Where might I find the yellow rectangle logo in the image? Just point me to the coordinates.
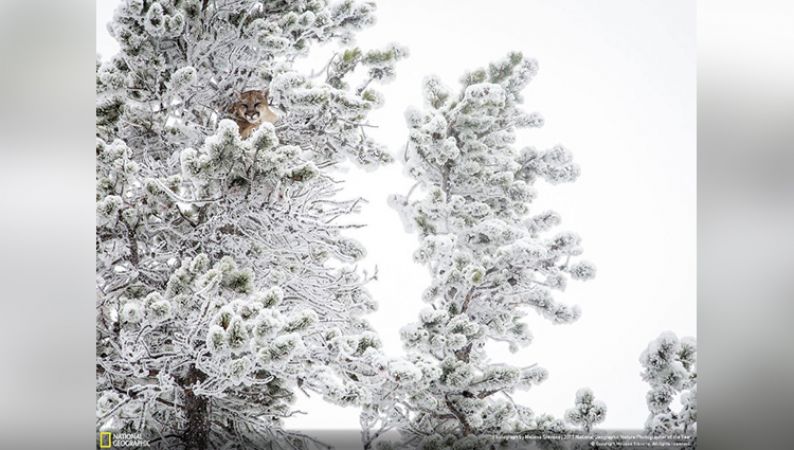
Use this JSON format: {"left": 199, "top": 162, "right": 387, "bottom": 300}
{"left": 99, "top": 432, "right": 112, "bottom": 448}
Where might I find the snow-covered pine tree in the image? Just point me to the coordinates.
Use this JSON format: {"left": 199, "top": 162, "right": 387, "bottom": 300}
{"left": 96, "top": 1, "right": 404, "bottom": 449}
{"left": 565, "top": 388, "right": 607, "bottom": 433}
{"left": 640, "top": 332, "right": 697, "bottom": 436}
{"left": 358, "top": 53, "right": 598, "bottom": 448}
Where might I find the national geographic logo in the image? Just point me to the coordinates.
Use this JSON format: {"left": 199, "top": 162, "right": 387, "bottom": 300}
{"left": 99, "top": 432, "right": 111, "bottom": 448}
{"left": 98, "top": 432, "right": 150, "bottom": 448}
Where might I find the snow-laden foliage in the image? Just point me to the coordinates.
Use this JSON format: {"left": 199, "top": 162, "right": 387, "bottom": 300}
{"left": 96, "top": 1, "right": 404, "bottom": 449}
{"left": 640, "top": 332, "right": 697, "bottom": 435}
{"left": 359, "top": 52, "right": 597, "bottom": 449}
{"left": 97, "top": 0, "right": 399, "bottom": 166}
{"left": 564, "top": 388, "right": 607, "bottom": 432}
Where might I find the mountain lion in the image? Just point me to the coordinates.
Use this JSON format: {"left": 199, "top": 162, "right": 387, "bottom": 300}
{"left": 229, "top": 89, "right": 278, "bottom": 138}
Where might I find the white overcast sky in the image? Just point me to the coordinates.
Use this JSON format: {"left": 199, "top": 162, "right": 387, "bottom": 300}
{"left": 97, "top": 0, "right": 696, "bottom": 431}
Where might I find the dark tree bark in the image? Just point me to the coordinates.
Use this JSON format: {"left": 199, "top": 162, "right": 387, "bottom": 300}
{"left": 183, "top": 366, "right": 210, "bottom": 450}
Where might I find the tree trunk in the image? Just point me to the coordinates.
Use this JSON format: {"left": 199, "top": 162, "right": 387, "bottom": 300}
{"left": 183, "top": 366, "right": 210, "bottom": 450}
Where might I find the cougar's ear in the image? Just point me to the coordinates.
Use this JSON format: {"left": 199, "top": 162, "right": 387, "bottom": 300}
{"left": 261, "top": 87, "right": 270, "bottom": 100}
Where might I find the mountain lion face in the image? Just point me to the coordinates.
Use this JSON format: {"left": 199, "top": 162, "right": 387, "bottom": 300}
{"left": 232, "top": 90, "right": 270, "bottom": 124}
{"left": 229, "top": 89, "right": 278, "bottom": 138}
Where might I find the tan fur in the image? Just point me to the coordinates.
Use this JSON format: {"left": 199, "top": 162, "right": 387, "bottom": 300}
{"left": 229, "top": 90, "right": 278, "bottom": 139}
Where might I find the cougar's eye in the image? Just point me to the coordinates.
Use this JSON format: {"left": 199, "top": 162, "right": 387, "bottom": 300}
{"left": 254, "top": 103, "right": 261, "bottom": 108}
